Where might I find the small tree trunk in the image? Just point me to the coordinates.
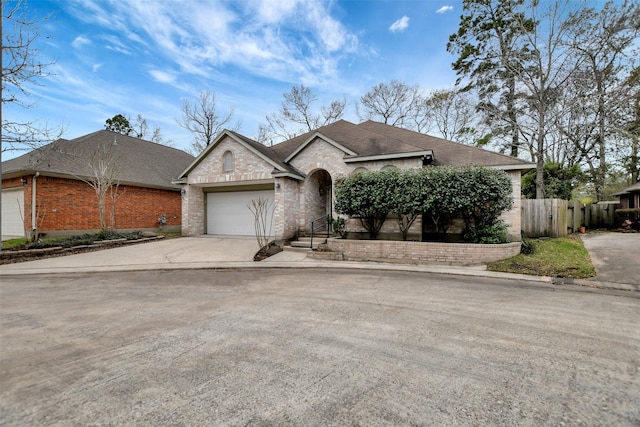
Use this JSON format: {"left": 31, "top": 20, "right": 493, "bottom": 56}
{"left": 535, "top": 134, "right": 545, "bottom": 199}
{"left": 98, "top": 194, "right": 107, "bottom": 230}
{"left": 507, "top": 77, "right": 520, "bottom": 158}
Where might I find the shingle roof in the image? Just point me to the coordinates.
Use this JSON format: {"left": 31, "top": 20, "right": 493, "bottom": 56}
{"left": 612, "top": 182, "right": 640, "bottom": 196}
{"left": 178, "top": 120, "right": 535, "bottom": 180}
{"left": 2, "top": 130, "right": 195, "bottom": 190}
{"left": 357, "top": 121, "right": 533, "bottom": 167}
{"left": 267, "top": 120, "right": 533, "bottom": 169}
{"left": 270, "top": 120, "right": 428, "bottom": 159}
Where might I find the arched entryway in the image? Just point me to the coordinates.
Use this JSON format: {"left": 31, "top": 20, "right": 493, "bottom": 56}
{"left": 305, "top": 169, "right": 332, "bottom": 233}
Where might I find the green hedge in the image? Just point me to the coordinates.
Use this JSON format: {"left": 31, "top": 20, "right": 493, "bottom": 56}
{"left": 335, "top": 166, "right": 513, "bottom": 242}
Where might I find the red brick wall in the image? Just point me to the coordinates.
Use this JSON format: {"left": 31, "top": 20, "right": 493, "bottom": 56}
{"left": 2, "top": 177, "right": 24, "bottom": 188}
{"left": 2, "top": 175, "right": 181, "bottom": 233}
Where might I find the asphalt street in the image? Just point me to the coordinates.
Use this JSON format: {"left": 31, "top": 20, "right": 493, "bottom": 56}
{"left": 1, "top": 268, "right": 638, "bottom": 426}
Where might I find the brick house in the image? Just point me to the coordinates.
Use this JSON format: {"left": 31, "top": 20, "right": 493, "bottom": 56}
{"left": 175, "top": 120, "right": 534, "bottom": 242}
{"left": 1, "top": 131, "right": 194, "bottom": 239}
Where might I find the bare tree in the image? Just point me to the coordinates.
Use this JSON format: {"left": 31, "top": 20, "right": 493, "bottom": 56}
{"left": 563, "top": 0, "right": 640, "bottom": 199}
{"left": 258, "top": 84, "right": 346, "bottom": 145}
{"left": 356, "top": 80, "right": 424, "bottom": 129}
{"left": 132, "top": 114, "right": 173, "bottom": 146}
{"left": 1, "top": 0, "right": 64, "bottom": 153}
{"left": 248, "top": 197, "right": 276, "bottom": 249}
{"left": 132, "top": 114, "right": 148, "bottom": 139}
{"left": 177, "top": 90, "right": 241, "bottom": 154}
{"left": 74, "top": 139, "right": 125, "bottom": 231}
{"left": 423, "top": 88, "right": 487, "bottom": 145}
{"left": 620, "top": 68, "right": 640, "bottom": 184}
{"left": 548, "top": 83, "right": 588, "bottom": 168}
{"left": 514, "top": 0, "right": 578, "bottom": 199}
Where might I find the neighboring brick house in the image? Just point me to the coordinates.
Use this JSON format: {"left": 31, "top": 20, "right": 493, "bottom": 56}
{"left": 175, "top": 120, "right": 534, "bottom": 242}
{"left": 1, "top": 131, "right": 194, "bottom": 239}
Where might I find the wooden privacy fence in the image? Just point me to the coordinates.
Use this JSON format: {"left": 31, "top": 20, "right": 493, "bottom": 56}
{"left": 521, "top": 199, "right": 620, "bottom": 238}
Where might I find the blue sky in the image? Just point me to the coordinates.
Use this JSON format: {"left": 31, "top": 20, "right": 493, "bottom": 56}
{"left": 5, "top": 0, "right": 465, "bottom": 157}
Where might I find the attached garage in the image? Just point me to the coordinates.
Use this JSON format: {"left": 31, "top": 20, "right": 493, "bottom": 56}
{"left": 1, "top": 187, "right": 25, "bottom": 238}
{"left": 206, "top": 185, "right": 275, "bottom": 236}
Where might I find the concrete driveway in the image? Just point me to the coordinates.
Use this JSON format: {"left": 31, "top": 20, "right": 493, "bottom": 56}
{"left": 0, "top": 236, "right": 262, "bottom": 274}
{"left": 581, "top": 233, "right": 640, "bottom": 286}
{"left": 1, "top": 269, "right": 639, "bottom": 425}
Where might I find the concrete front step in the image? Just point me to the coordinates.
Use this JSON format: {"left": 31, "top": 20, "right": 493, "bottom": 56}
{"left": 290, "top": 240, "right": 321, "bottom": 249}
{"left": 283, "top": 246, "right": 313, "bottom": 253}
{"left": 296, "top": 235, "right": 333, "bottom": 242}
{"left": 286, "top": 234, "right": 333, "bottom": 251}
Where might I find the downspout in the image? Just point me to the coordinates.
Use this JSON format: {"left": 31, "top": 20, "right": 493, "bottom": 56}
{"left": 32, "top": 172, "right": 39, "bottom": 239}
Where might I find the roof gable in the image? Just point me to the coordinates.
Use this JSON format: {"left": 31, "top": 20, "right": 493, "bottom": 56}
{"left": 177, "top": 130, "right": 296, "bottom": 180}
{"left": 273, "top": 119, "right": 438, "bottom": 163}
{"left": 283, "top": 132, "right": 357, "bottom": 163}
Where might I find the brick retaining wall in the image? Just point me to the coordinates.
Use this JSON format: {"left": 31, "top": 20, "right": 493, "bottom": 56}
{"left": 324, "top": 238, "right": 521, "bottom": 265}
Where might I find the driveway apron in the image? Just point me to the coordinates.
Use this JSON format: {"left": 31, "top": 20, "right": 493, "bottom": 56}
{"left": 581, "top": 233, "right": 640, "bottom": 285}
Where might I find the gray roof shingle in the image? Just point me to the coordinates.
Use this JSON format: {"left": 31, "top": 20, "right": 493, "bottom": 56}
{"left": 357, "top": 121, "right": 533, "bottom": 167}
{"left": 2, "top": 130, "right": 195, "bottom": 190}
{"left": 268, "top": 120, "right": 533, "bottom": 168}
{"left": 179, "top": 120, "right": 535, "bottom": 180}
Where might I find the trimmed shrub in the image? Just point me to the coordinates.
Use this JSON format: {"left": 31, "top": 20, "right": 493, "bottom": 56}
{"left": 463, "top": 221, "right": 509, "bottom": 244}
{"left": 331, "top": 216, "right": 347, "bottom": 238}
{"left": 334, "top": 165, "right": 514, "bottom": 243}
{"left": 335, "top": 169, "right": 395, "bottom": 239}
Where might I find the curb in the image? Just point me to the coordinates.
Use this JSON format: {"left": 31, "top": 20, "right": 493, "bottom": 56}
{"left": 0, "top": 258, "right": 554, "bottom": 287}
{"left": 551, "top": 277, "right": 640, "bottom": 292}
{"left": 1, "top": 245, "right": 636, "bottom": 293}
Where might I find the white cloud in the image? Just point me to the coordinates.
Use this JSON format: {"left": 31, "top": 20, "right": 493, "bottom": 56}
{"left": 92, "top": 63, "right": 102, "bottom": 72}
{"left": 149, "top": 70, "right": 176, "bottom": 84}
{"left": 64, "top": 0, "right": 360, "bottom": 85}
{"left": 71, "top": 35, "right": 91, "bottom": 49}
{"left": 101, "top": 34, "right": 133, "bottom": 55}
{"left": 253, "top": 0, "right": 300, "bottom": 24}
{"left": 436, "top": 5, "right": 454, "bottom": 14}
{"left": 389, "top": 16, "right": 410, "bottom": 33}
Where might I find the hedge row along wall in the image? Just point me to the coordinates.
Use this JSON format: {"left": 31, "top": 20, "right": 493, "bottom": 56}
{"left": 334, "top": 166, "right": 514, "bottom": 243}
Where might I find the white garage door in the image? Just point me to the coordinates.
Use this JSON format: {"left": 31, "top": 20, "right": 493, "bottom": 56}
{"left": 1, "top": 187, "right": 25, "bottom": 238}
{"left": 206, "top": 188, "right": 275, "bottom": 236}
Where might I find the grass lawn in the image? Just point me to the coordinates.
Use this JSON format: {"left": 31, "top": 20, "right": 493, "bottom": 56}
{"left": 1, "top": 238, "right": 29, "bottom": 249}
{"left": 487, "top": 235, "right": 596, "bottom": 279}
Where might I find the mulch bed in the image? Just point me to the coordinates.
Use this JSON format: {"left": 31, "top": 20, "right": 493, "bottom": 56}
{"left": 253, "top": 242, "right": 283, "bottom": 261}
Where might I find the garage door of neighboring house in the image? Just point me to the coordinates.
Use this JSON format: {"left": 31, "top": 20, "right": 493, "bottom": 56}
{"left": 206, "top": 186, "right": 275, "bottom": 236}
{"left": 1, "top": 187, "right": 25, "bottom": 238}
